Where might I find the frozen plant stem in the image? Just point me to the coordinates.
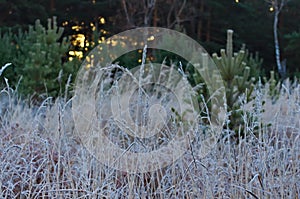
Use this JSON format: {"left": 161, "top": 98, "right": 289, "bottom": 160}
{"left": 0, "top": 63, "right": 11, "bottom": 77}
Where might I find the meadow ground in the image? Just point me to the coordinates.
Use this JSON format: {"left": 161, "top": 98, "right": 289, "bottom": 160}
{"left": 0, "top": 78, "right": 299, "bottom": 198}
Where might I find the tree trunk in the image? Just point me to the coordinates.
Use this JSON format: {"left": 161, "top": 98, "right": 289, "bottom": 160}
{"left": 273, "top": 0, "right": 288, "bottom": 77}
{"left": 273, "top": 9, "right": 283, "bottom": 76}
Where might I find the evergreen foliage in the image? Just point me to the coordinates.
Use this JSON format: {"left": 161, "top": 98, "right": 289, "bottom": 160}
{"left": 0, "top": 17, "right": 79, "bottom": 99}
{"left": 210, "top": 30, "right": 264, "bottom": 132}
{"left": 0, "top": 29, "right": 16, "bottom": 73}
{"left": 212, "top": 30, "right": 258, "bottom": 110}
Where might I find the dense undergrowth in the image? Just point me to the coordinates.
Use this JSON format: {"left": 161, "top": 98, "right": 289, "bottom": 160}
{"left": 0, "top": 69, "right": 299, "bottom": 198}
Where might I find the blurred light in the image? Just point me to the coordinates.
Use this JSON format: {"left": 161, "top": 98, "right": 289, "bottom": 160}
{"left": 85, "top": 64, "right": 91, "bottom": 69}
{"left": 235, "top": 0, "right": 239, "bottom": 3}
{"left": 269, "top": 7, "right": 274, "bottom": 12}
{"left": 98, "top": 39, "right": 104, "bottom": 44}
{"left": 62, "top": 21, "right": 68, "bottom": 26}
{"left": 99, "top": 17, "right": 105, "bottom": 24}
{"left": 86, "top": 56, "right": 91, "bottom": 63}
{"left": 111, "top": 40, "right": 118, "bottom": 46}
{"left": 72, "top": 25, "right": 82, "bottom": 31}
{"left": 120, "top": 41, "right": 126, "bottom": 48}
{"left": 101, "top": 29, "right": 108, "bottom": 34}
{"left": 147, "top": 35, "right": 155, "bottom": 41}
{"left": 71, "top": 34, "right": 85, "bottom": 48}
{"left": 69, "top": 51, "right": 83, "bottom": 58}
{"left": 92, "top": 0, "right": 96, "bottom": 4}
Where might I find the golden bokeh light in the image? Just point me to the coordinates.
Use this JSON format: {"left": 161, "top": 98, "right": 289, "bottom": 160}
{"left": 101, "top": 29, "right": 108, "bottom": 34}
{"left": 66, "top": 17, "right": 108, "bottom": 61}
{"left": 99, "top": 17, "right": 105, "bottom": 24}
{"left": 147, "top": 35, "right": 155, "bottom": 41}
{"left": 72, "top": 25, "right": 82, "bottom": 31}
{"left": 69, "top": 50, "right": 83, "bottom": 59}
{"left": 71, "top": 34, "right": 85, "bottom": 48}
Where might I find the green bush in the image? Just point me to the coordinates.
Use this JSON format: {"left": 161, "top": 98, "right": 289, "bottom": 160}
{"left": 0, "top": 30, "right": 16, "bottom": 69}
{"left": 0, "top": 17, "right": 80, "bottom": 100}
{"left": 211, "top": 30, "right": 263, "bottom": 132}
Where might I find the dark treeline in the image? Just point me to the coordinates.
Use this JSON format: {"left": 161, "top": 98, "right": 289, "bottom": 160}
{"left": 0, "top": 0, "right": 299, "bottom": 76}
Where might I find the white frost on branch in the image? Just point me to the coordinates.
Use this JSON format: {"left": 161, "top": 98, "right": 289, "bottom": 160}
{"left": 0, "top": 63, "right": 12, "bottom": 77}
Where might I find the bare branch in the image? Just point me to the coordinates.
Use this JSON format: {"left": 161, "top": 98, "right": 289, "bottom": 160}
{"left": 167, "top": 0, "right": 187, "bottom": 29}
{"left": 143, "top": 0, "right": 156, "bottom": 26}
{"left": 167, "top": 1, "right": 175, "bottom": 27}
{"left": 122, "top": 0, "right": 132, "bottom": 26}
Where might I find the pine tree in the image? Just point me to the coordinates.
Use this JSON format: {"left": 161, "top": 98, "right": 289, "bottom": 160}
{"left": 11, "top": 17, "right": 79, "bottom": 99}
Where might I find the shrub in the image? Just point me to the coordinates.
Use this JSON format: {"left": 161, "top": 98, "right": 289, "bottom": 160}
{"left": 0, "top": 17, "right": 80, "bottom": 100}
{"left": 210, "top": 30, "right": 266, "bottom": 133}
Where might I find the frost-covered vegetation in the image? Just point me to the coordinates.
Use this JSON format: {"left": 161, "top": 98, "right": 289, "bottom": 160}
{"left": 0, "top": 18, "right": 299, "bottom": 198}
{"left": 0, "top": 67, "right": 299, "bottom": 198}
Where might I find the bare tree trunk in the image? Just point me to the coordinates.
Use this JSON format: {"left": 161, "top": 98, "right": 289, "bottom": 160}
{"left": 273, "top": 4, "right": 283, "bottom": 76}
{"left": 272, "top": 0, "right": 288, "bottom": 77}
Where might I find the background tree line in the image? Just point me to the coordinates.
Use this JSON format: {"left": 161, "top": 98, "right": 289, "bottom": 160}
{"left": 0, "top": 0, "right": 299, "bottom": 84}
